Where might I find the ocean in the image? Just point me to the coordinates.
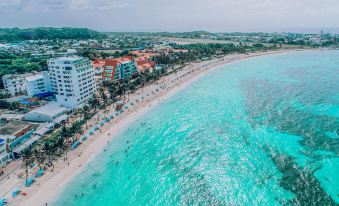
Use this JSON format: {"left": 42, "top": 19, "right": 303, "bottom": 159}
{"left": 53, "top": 50, "right": 339, "bottom": 206}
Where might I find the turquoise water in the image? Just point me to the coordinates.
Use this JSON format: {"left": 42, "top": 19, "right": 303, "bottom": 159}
{"left": 54, "top": 51, "right": 339, "bottom": 206}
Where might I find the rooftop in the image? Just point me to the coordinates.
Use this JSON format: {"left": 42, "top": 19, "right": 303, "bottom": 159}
{"left": 26, "top": 102, "right": 67, "bottom": 117}
{"left": 25, "top": 74, "right": 43, "bottom": 82}
{"left": 0, "top": 121, "right": 33, "bottom": 136}
{"left": 49, "top": 56, "right": 89, "bottom": 64}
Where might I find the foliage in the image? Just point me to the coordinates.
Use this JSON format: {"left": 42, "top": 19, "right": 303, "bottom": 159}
{"left": 0, "top": 27, "right": 106, "bottom": 42}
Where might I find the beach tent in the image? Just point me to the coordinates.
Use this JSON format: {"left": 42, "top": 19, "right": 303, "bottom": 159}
{"left": 12, "top": 188, "right": 20, "bottom": 197}
{"left": 71, "top": 140, "right": 81, "bottom": 150}
{"left": 35, "top": 169, "right": 44, "bottom": 177}
{"left": 82, "top": 135, "right": 87, "bottom": 141}
{"left": 25, "top": 178, "right": 34, "bottom": 187}
{"left": 0, "top": 198, "right": 6, "bottom": 206}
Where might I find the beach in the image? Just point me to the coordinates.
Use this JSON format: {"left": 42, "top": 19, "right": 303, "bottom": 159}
{"left": 5, "top": 49, "right": 293, "bottom": 206}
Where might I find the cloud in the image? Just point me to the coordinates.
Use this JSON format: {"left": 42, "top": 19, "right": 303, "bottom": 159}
{"left": 0, "top": 0, "right": 338, "bottom": 32}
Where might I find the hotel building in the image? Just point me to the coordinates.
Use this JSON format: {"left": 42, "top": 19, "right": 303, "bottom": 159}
{"left": 48, "top": 56, "right": 96, "bottom": 108}
{"left": 101, "top": 56, "right": 138, "bottom": 81}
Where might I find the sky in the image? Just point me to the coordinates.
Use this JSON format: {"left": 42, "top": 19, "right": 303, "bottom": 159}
{"left": 0, "top": 0, "right": 339, "bottom": 33}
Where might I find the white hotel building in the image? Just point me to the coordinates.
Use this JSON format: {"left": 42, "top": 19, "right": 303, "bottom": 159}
{"left": 48, "top": 56, "right": 96, "bottom": 108}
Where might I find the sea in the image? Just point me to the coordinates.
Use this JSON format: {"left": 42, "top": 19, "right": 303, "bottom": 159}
{"left": 53, "top": 50, "right": 339, "bottom": 206}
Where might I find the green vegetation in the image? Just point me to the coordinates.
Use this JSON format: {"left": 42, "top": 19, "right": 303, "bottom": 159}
{"left": 0, "top": 52, "right": 48, "bottom": 80}
{"left": 152, "top": 43, "right": 271, "bottom": 65}
{"left": 0, "top": 27, "right": 106, "bottom": 42}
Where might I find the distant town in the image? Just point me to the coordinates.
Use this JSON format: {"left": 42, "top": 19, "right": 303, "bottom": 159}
{"left": 0, "top": 27, "right": 338, "bottom": 204}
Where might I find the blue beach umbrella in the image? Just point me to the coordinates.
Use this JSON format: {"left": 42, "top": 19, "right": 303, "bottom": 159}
{"left": 82, "top": 135, "right": 87, "bottom": 141}
{"left": 0, "top": 198, "right": 6, "bottom": 206}
{"left": 12, "top": 188, "right": 19, "bottom": 197}
{"left": 36, "top": 169, "right": 44, "bottom": 177}
{"left": 25, "top": 178, "right": 34, "bottom": 187}
{"left": 89, "top": 130, "right": 94, "bottom": 135}
{"left": 71, "top": 140, "right": 81, "bottom": 150}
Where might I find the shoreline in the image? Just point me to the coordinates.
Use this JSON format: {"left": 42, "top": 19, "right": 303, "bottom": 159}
{"left": 11, "top": 49, "right": 295, "bottom": 206}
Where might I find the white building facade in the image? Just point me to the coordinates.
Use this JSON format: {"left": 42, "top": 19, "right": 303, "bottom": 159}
{"left": 2, "top": 72, "right": 52, "bottom": 97}
{"left": 2, "top": 74, "right": 28, "bottom": 96}
{"left": 26, "top": 71, "right": 52, "bottom": 96}
{"left": 48, "top": 56, "right": 96, "bottom": 108}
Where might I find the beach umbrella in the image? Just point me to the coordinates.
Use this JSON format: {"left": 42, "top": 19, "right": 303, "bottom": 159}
{"left": 89, "top": 130, "right": 94, "bottom": 135}
{"left": 25, "top": 178, "right": 34, "bottom": 187}
{"left": 82, "top": 135, "right": 87, "bottom": 141}
{"left": 71, "top": 140, "right": 81, "bottom": 150}
{"left": 0, "top": 198, "right": 6, "bottom": 206}
{"left": 12, "top": 188, "right": 20, "bottom": 197}
{"left": 36, "top": 170, "right": 44, "bottom": 177}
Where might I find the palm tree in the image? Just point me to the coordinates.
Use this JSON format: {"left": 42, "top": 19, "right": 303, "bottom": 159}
{"left": 21, "top": 148, "right": 34, "bottom": 183}
{"left": 33, "top": 147, "right": 45, "bottom": 170}
{"left": 70, "top": 121, "right": 82, "bottom": 143}
{"left": 59, "top": 124, "right": 72, "bottom": 144}
{"left": 41, "top": 141, "right": 57, "bottom": 163}
{"left": 81, "top": 105, "right": 91, "bottom": 129}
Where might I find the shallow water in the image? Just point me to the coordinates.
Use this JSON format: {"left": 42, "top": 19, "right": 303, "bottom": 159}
{"left": 54, "top": 50, "right": 339, "bottom": 206}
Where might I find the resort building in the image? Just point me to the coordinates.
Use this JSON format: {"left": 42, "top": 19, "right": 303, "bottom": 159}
{"left": 136, "top": 58, "right": 156, "bottom": 73}
{"left": 0, "top": 138, "right": 9, "bottom": 167}
{"left": 2, "top": 72, "right": 52, "bottom": 97}
{"left": 101, "top": 56, "right": 139, "bottom": 81}
{"left": 24, "top": 102, "right": 68, "bottom": 123}
{"left": 2, "top": 73, "right": 29, "bottom": 96}
{"left": 92, "top": 59, "right": 105, "bottom": 77}
{"left": 26, "top": 71, "right": 52, "bottom": 96}
{"left": 0, "top": 120, "right": 38, "bottom": 159}
{"left": 48, "top": 56, "right": 97, "bottom": 108}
